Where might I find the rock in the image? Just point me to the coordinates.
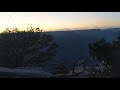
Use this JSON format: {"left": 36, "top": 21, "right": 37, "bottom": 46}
{"left": 16, "top": 67, "right": 43, "bottom": 71}
{"left": 14, "top": 68, "right": 53, "bottom": 78}
{"left": 0, "top": 67, "right": 53, "bottom": 78}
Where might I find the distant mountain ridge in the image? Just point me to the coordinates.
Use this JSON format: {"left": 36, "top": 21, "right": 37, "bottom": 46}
{"left": 43, "top": 28, "right": 120, "bottom": 71}
{"left": 45, "top": 28, "right": 120, "bottom": 60}
{"left": 48, "top": 27, "right": 120, "bottom": 32}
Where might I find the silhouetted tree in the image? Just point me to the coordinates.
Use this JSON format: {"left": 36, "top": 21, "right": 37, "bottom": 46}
{"left": 88, "top": 33, "right": 120, "bottom": 77}
{"left": 88, "top": 38, "right": 112, "bottom": 77}
{"left": 111, "top": 33, "right": 120, "bottom": 77}
{"left": 0, "top": 27, "right": 58, "bottom": 67}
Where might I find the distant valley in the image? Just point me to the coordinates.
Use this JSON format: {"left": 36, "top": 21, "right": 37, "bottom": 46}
{"left": 44, "top": 28, "right": 120, "bottom": 64}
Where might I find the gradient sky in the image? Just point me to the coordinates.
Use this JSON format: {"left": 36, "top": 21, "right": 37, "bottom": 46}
{"left": 0, "top": 12, "right": 120, "bottom": 31}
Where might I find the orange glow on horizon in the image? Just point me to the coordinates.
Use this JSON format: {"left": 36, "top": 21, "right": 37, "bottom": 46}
{"left": 0, "top": 12, "right": 120, "bottom": 32}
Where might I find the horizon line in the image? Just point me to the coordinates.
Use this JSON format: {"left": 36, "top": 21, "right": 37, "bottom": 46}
{"left": 0, "top": 26, "right": 120, "bottom": 32}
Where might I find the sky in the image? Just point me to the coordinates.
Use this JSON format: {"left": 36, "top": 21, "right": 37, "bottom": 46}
{"left": 0, "top": 12, "right": 120, "bottom": 32}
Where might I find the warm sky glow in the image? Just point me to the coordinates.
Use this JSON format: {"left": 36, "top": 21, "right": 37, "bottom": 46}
{"left": 0, "top": 12, "right": 120, "bottom": 32}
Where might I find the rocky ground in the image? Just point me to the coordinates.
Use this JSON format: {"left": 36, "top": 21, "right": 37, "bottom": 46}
{"left": 0, "top": 67, "right": 93, "bottom": 78}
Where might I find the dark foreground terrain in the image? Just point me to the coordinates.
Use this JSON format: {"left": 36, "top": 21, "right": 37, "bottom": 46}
{"left": 0, "top": 28, "right": 120, "bottom": 78}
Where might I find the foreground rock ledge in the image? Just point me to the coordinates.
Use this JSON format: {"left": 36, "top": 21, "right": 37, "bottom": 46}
{"left": 0, "top": 67, "right": 53, "bottom": 78}
{"left": 0, "top": 67, "right": 92, "bottom": 78}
